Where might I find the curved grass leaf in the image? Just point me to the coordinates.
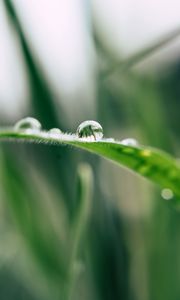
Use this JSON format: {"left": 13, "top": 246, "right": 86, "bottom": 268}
{"left": 1, "top": 150, "right": 67, "bottom": 282}
{"left": 64, "top": 163, "right": 93, "bottom": 300}
{"left": 0, "top": 129, "right": 180, "bottom": 199}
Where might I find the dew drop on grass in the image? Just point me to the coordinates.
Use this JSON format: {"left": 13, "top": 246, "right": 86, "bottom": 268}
{"left": 14, "top": 117, "right": 41, "bottom": 132}
{"left": 161, "top": 188, "right": 174, "bottom": 200}
{"left": 77, "top": 120, "right": 103, "bottom": 140}
{"left": 49, "top": 128, "right": 62, "bottom": 134}
{"left": 121, "top": 138, "right": 138, "bottom": 146}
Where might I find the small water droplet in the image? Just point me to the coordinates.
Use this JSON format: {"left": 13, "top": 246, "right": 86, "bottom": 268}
{"left": 14, "top": 117, "right": 41, "bottom": 132}
{"left": 161, "top": 188, "right": 174, "bottom": 200}
{"left": 77, "top": 120, "right": 103, "bottom": 140}
{"left": 121, "top": 138, "right": 138, "bottom": 146}
{"left": 49, "top": 128, "right": 62, "bottom": 134}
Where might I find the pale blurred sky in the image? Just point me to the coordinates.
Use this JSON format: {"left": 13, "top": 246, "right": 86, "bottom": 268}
{"left": 0, "top": 1, "right": 29, "bottom": 120}
{"left": 1, "top": 0, "right": 180, "bottom": 121}
{"left": 93, "top": 0, "right": 180, "bottom": 55}
{"left": 92, "top": 0, "right": 180, "bottom": 72}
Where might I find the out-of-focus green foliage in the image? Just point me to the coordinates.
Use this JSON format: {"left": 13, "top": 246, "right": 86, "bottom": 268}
{"left": 0, "top": 0, "right": 180, "bottom": 300}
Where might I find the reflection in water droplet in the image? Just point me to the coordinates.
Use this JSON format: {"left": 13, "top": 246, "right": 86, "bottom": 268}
{"left": 49, "top": 128, "right": 62, "bottom": 134}
{"left": 121, "top": 138, "right": 138, "bottom": 146}
{"left": 161, "top": 188, "right": 174, "bottom": 200}
{"left": 14, "top": 117, "right": 41, "bottom": 132}
{"left": 77, "top": 120, "right": 103, "bottom": 140}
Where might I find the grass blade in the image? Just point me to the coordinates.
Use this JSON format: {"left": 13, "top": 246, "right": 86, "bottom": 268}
{"left": 0, "top": 129, "right": 180, "bottom": 199}
{"left": 64, "top": 163, "right": 93, "bottom": 300}
{"left": 104, "top": 26, "right": 180, "bottom": 79}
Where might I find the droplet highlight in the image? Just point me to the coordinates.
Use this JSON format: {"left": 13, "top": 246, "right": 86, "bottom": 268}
{"left": 121, "top": 138, "right": 138, "bottom": 146}
{"left": 14, "top": 117, "right": 41, "bottom": 132}
{"left": 49, "top": 128, "right": 62, "bottom": 134}
{"left": 77, "top": 120, "right": 103, "bottom": 140}
{"left": 161, "top": 188, "right": 174, "bottom": 200}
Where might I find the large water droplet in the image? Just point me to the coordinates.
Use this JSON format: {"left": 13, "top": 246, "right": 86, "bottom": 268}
{"left": 14, "top": 117, "right": 41, "bottom": 132}
{"left": 121, "top": 138, "right": 138, "bottom": 146}
{"left": 161, "top": 188, "right": 174, "bottom": 200}
{"left": 77, "top": 120, "right": 103, "bottom": 140}
{"left": 49, "top": 128, "right": 62, "bottom": 134}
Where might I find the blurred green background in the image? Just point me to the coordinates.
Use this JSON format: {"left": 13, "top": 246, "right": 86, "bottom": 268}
{"left": 1, "top": 0, "right": 180, "bottom": 299}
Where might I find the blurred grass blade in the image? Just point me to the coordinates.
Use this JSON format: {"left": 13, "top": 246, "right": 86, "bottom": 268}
{"left": 71, "top": 163, "right": 93, "bottom": 262}
{"left": 4, "top": 0, "right": 77, "bottom": 204}
{"left": 104, "top": 26, "right": 180, "bottom": 79}
{"left": 66, "top": 163, "right": 93, "bottom": 299}
{"left": 1, "top": 151, "right": 67, "bottom": 283}
{"left": 72, "top": 163, "right": 93, "bottom": 229}
{"left": 0, "top": 130, "right": 180, "bottom": 199}
{"left": 4, "top": 0, "right": 63, "bottom": 128}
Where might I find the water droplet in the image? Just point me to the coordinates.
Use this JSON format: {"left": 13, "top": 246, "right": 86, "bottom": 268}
{"left": 77, "top": 120, "right": 103, "bottom": 140}
{"left": 161, "top": 188, "right": 174, "bottom": 200}
{"left": 14, "top": 117, "right": 41, "bottom": 132}
{"left": 121, "top": 138, "right": 138, "bottom": 146}
{"left": 49, "top": 128, "right": 62, "bottom": 134}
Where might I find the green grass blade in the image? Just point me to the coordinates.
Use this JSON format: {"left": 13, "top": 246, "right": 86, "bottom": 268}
{"left": 0, "top": 129, "right": 180, "bottom": 199}
{"left": 4, "top": 0, "right": 77, "bottom": 205}
{"left": 71, "top": 163, "right": 93, "bottom": 239}
{"left": 4, "top": 0, "right": 60, "bottom": 125}
{"left": 64, "top": 163, "right": 93, "bottom": 300}
{"left": 1, "top": 151, "right": 67, "bottom": 282}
